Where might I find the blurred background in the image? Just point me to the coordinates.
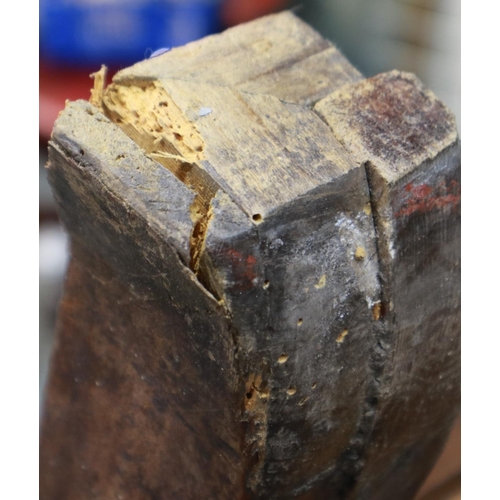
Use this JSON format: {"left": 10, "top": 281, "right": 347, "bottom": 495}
{"left": 39, "top": 1, "right": 460, "bottom": 497}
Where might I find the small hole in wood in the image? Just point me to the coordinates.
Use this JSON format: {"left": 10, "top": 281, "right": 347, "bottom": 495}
{"left": 252, "top": 214, "right": 263, "bottom": 224}
{"left": 297, "top": 318, "right": 303, "bottom": 326}
{"left": 79, "top": 149, "right": 85, "bottom": 156}
{"left": 173, "top": 132, "right": 183, "bottom": 141}
{"left": 263, "top": 280, "right": 270, "bottom": 289}
{"left": 311, "top": 382, "right": 317, "bottom": 389}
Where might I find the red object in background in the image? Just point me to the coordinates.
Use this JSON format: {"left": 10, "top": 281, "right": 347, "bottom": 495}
{"left": 221, "top": 0, "right": 289, "bottom": 26}
{"left": 39, "top": 64, "right": 118, "bottom": 140}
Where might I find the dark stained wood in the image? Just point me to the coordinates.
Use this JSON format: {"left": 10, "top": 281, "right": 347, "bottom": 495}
{"left": 42, "top": 134, "right": 247, "bottom": 499}
{"left": 40, "top": 246, "right": 244, "bottom": 500}
{"left": 40, "top": 12, "right": 460, "bottom": 500}
{"left": 315, "top": 70, "right": 461, "bottom": 500}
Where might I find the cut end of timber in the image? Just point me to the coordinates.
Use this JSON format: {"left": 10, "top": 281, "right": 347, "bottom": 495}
{"left": 100, "top": 13, "right": 359, "bottom": 222}
{"left": 315, "top": 70, "right": 458, "bottom": 184}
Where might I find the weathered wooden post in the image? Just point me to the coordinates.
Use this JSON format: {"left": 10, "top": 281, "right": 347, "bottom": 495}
{"left": 40, "top": 12, "right": 460, "bottom": 500}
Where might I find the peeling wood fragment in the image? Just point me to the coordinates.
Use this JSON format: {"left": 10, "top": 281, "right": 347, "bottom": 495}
{"left": 89, "top": 65, "right": 107, "bottom": 111}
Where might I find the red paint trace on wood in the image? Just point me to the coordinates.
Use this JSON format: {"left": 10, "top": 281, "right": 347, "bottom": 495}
{"left": 225, "top": 248, "right": 258, "bottom": 291}
{"left": 396, "top": 180, "right": 460, "bottom": 217}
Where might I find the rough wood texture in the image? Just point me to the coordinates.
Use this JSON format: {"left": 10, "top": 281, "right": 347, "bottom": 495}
{"left": 40, "top": 12, "right": 460, "bottom": 500}
{"left": 315, "top": 72, "right": 460, "bottom": 499}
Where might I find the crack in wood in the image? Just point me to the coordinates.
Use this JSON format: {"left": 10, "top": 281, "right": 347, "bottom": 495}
{"left": 100, "top": 79, "right": 221, "bottom": 293}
